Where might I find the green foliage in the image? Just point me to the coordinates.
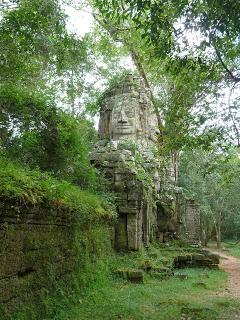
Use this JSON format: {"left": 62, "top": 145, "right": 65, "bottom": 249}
{"left": 178, "top": 148, "right": 240, "bottom": 243}
{"left": 0, "top": 83, "right": 56, "bottom": 147}
{"left": 93, "top": 0, "right": 240, "bottom": 81}
{"left": 0, "top": 0, "right": 65, "bottom": 83}
{"left": 48, "top": 245, "right": 237, "bottom": 320}
{"left": 0, "top": 156, "right": 116, "bottom": 220}
{"left": 0, "top": 0, "right": 91, "bottom": 114}
{"left": 0, "top": 0, "right": 115, "bottom": 194}
{"left": 0, "top": 83, "right": 106, "bottom": 190}
{"left": 155, "top": 56, "right": 224, "bottom": 153}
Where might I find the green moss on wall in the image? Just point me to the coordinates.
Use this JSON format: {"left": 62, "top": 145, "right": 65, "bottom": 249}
{"left": 0, "top": 157, "right": 115, "bottom": 319}
{"left": 0, "top": 156, "right": 116, "bottom": 221}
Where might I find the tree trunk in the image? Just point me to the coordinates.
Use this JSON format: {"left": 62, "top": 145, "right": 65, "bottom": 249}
{"left": 128, "top": 48, "right": 164, "bottom": 133}
{"left": 91, "top": 13, "right": 164, "bottom": 138}
{"left": 216, "top": 223, "right": 221, "bottom": 249}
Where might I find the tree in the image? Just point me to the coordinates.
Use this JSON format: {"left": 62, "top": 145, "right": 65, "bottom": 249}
{"left": 0, "top": 0, "right": 93, "bottom": 114}
{"left": 81, "top": 1, "right": 226, "bottom": 153}
{"left": 92, "top": 1, "right": 240, "bottom": 146}
{"left": 0, "top": 0, "right": 105, "bottom": 191}
{"left": 93, "top": 0, "right": 240, "bottom": 84}
{"left": 178, "top": 148, "right": 240, "bottom": 247}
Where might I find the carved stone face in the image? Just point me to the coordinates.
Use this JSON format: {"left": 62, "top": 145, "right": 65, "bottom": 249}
{"left": 98, "top": 75, "right": 159, "bottom": 143}
{"left": 111, "top": 94, "right": 139, "bottom": 140}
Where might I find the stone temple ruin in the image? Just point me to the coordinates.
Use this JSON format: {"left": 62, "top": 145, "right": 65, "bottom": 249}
{"left": 177, "top": 196, "right": 201, "bottom": 244}
{"left": 91, "top": 74, "right": 201, "bottom": 250}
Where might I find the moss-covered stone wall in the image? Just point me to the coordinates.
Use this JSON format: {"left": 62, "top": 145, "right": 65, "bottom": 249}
{"left": 0, "top": 158, "right": 115, "bottom": 318}
{"left": 0, "top": 199, "right": 112, "bottom": 317}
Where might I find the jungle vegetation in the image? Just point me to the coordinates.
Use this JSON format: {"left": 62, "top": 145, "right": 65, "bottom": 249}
{"left": 0, "top": 0, "right": 239, "bottom": 319}
{"left": 1, "top": 0, "right": 239, "bottom": 244}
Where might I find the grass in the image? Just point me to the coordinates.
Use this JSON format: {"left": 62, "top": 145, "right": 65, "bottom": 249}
{"left": 54, "top": 244, "right": 240, "bottom": 320}
{"left": 0, "top": 155, "right": 116, "bottom": 221}
{"left": 9, "top": 243, "right": 240, "bottom": 320}
{"left": 222, "top": 241, "right": 240, "bottom": 258}
{"left": 66, "top": 264, "right": 239, "bottom": 320}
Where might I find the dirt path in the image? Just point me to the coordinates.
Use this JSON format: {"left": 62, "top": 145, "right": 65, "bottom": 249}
{"left": 209, "top": 248, "right": 240, "bottom": 298}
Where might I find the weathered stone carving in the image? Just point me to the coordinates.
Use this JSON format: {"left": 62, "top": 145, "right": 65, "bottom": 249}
{"left": 98, "top": 74, "right": 159, "bottom": 144}
{"left": 92, "top": 74, "right": 201, "bottom": 250}
{"left": 183, "top": 199, "right": 201, "bottom": 244}
{"left": 92, "top": 74, "right": 162, "bottom": 251}
{"left": 176, "top": 195, "right": 201, "bottom": 244}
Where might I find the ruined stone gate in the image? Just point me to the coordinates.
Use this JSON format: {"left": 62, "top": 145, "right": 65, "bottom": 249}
{"left": 92, "top": 74, "right": 170, "bottom": 250}
{"left": 91, "top": 74, "right": 201, "bottom": 250}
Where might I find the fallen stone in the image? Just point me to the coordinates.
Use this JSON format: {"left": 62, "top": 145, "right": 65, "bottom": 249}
{"left": 127, "top": 269, "right": 144, "bottom": 283}
{"left": 174, "top": 251, "right": 220, "bottom": 269}
{"left": 149, "top": 267, "right": 174, "bottom": 279}
{"left": 113, "top": 269, "right": 128, "bottom": 279}
{"left": 193, "top": 282, "right": 207, "bottom": 289}
{"left": 174, "top": 274, "right": 189, "bottom": 280}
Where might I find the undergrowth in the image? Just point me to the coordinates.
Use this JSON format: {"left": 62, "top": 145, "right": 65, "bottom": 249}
{"left": 65, "top": 246, "right": 240, "bottom": 320}
{"left": 11, "top": 243, "right": 240, "bottom": 320}
{"left": 0, "top": 156, "right": 116, "bottom": 221}
{"left": 223, "top": 241, "right": 240, "bottom": 258}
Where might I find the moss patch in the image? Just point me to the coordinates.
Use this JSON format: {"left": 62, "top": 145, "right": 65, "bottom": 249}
{"left": 0, "top": 158, "right": 115, "bottom": 319}
{"left": 0, "top": 156, "right": 116, "bottom": 221}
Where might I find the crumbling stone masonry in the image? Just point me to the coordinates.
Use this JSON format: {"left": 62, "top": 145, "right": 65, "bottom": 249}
{"left": 184, "top": 199, "right": 201, "bottom": 244}
{"left": 91, "top": 74, "right": 162, "bottom": 250}
{"left": 0, "top": 199, "right": 111, "bottom": 313}
{"left": 176, "top": 194, "right": 201, "bottom": 244}
{"left": 91, "top": 74, "right": 202, "bottom": 250}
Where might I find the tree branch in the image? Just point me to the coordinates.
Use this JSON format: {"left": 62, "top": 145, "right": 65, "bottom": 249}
{"left": 213, "top": 46, "right": 240, "bottom": 83}
{"left": 91, "top": 11, "right": 164, "bottom": 137}
{"left": 128, "top": 47, "right": 164, "bottom": 129}
{"left": 228, "top": 85, "right": 240, "bottom": 147}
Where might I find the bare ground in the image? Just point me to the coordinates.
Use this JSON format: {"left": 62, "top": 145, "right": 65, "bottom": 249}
{"left": 209, "top": 247, "right": 240, "bottom": 299}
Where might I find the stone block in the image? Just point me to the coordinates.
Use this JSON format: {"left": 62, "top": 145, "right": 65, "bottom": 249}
{"left": 118, "top": 207, "right": 138, "bottom": 214}
{"left": 128, "top": 200, "right": 140, "bottom": 208}
{"left": 127, "top": 269, "right": 144, "bottom": 283}
{"left": 115, "top": 193, "right": 128, "bottom": 200}
{"left": 174, "top": 274, "right": 189, "bottom": 280}
{"left": 127, "top": 214, "right": 138, "bottom": 250}
{"left": 174, "top": 252, "right": 220, "bottom": 269}
{"left": 113, "top": 268, "right": 128, "bottom": 279}
{"left": 114, "top": 216, "right": 128, "bottom": 251}
{"left": 204, "top": 252, "right": 220, "bottom": 264}
{"left": 127, "top": 192, "right": 142, "bottom": 201}
{"left": 149, "top": 266, "right": 173, "bottom": 280}
{"left": 113, "top": 182, "right": 126, "bottom": 192}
